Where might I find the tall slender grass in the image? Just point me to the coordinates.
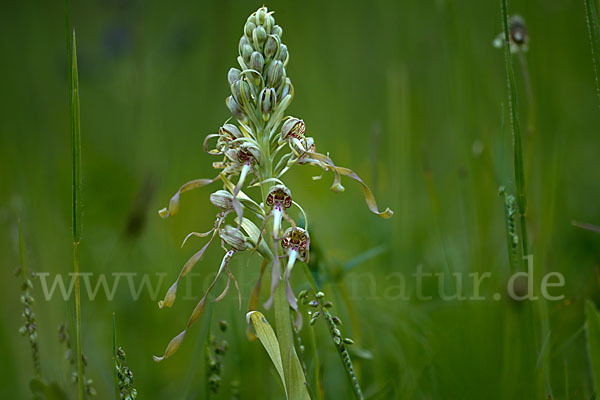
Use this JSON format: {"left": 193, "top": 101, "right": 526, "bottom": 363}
{"left": 584, "top": 0, "right": 600, "bottom": 102}
{"left": 500, "top": 0, "right": 529, "bottom": 263}
{"left": 69, "top": 29, "right": 84, "bottom": 400}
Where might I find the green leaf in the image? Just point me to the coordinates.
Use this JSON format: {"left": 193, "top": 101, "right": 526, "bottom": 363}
{"left": 247, "top": 311, "right": 288, "bottom": 397}
{"left": 586, "top": 300, "right": 600, "bottom": 394}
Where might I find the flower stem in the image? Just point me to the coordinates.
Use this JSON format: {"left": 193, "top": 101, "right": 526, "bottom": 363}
{"left": 257, "top": 126, "right": 303, "bottom": 398}
{"left": 501, "top": 0, "right": 529, "bottom": 261}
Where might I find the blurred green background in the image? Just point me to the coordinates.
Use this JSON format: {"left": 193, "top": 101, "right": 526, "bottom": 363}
{"left": 1, "top": 0, "right": 600, "bottom": 398}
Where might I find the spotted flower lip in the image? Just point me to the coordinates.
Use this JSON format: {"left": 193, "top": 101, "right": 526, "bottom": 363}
{"left": 281, "top": 227, "right": 310, "bottom": 262}
{"left": 266, "top": 184, "right": 292, "bottom": 210}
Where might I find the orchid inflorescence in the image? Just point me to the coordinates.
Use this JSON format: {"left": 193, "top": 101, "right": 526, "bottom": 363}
{"left": 153, "top": 6, "right": 392, "bottom": 362}
{"left": 493, "top": 14, "right": 529, "bottom": 53}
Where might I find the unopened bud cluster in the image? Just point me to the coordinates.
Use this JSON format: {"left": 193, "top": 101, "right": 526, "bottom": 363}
{"left": 227, "top": 7, "right": 290, "bottom": 125}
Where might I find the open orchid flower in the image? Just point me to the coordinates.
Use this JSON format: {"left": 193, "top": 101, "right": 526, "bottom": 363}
{"left": 277, "top": 117, "right": 393, "bottom": 219}
{"left": 265, "top": 184, "right": 293, "bottom": 238}
{"left": 493, "top": 14, "right": 529, "bottom": 53}
{"left": 155, "top": 6, "right": 393, "bottom": 363}
{"left": 281, "top": 227, "right": 310, "bottom": 329}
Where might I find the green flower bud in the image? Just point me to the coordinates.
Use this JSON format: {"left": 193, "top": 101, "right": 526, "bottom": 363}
{"left": 252, "top": 26, "right": 267, "bottom": 51}
{"left": 220, "top": 123, "right": 243, "bottom": 139}
{"left": 256, "top": 7, "right": 267, "bottom": 25}
{"left": 241, "top": 44, "right": 253, "bottom": 63}
{"left": 279, "top": 78, "right": 292, "bottom": 99}
{"left": 210, "top": 190, "right": 234, "bottom": 211}
{"left": 267, "top": 60, "right": 284, "bottom": 88}
{"left": 264, "top": 35, "right": 280, "bottom": 60}
{"left": 249, "top": 51, "right": 265, "bottom": 72}
{"left": 263, "top": 14, "right": 274, "bottom": 33}
{"left": 220, "top": 225, "right": 251, "bottom": 251}
{"left": 227, "top": 68, "right": 241, "bottom": 86}
{"left": 225, "top": 96, "right": 244, "bottom": 120}
{"left": 272, "top": 25, "right": 283, "bottom": 38}
{"left": 258, "top": 87, "right": 276, "bottom": 115}
{"left": 244, "top": 21, "right": 256, "bottom": 38}
{"left": 239, "top": 36, "right": 251, "bottom": 54}
{"left": 231, "top": 79, "right": 252, "bottom": 108}
{"left": 276, "top": 44, "right": 288, "bottom": 65}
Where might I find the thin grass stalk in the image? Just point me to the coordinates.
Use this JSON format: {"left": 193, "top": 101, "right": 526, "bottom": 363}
{"left": 585, "top": 0, "right": 600, "bottom": 102}
{"left": 301, "top": 265, "right": 364, "bottom": 399}
{"left": 306, "top": 319, "right": 322, "bottom": 400}
{"left": 113, "top": 313, "right": 119, "bottom": 400}
{"left": 500, "top": 0, "right": 529, "bottom": 261}
{"left": 70, "top": 29, "right": 84, "bottom": 400}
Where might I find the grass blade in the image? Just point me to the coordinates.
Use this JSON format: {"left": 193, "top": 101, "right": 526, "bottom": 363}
{"left": 584, "top": 0, "right": 600, "bottom": 102}
{"left": 500, "top": 0, "right": 529, "bottom": 260}
{"left": 69, "top": 29, "right": 84, "bottom": 400}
